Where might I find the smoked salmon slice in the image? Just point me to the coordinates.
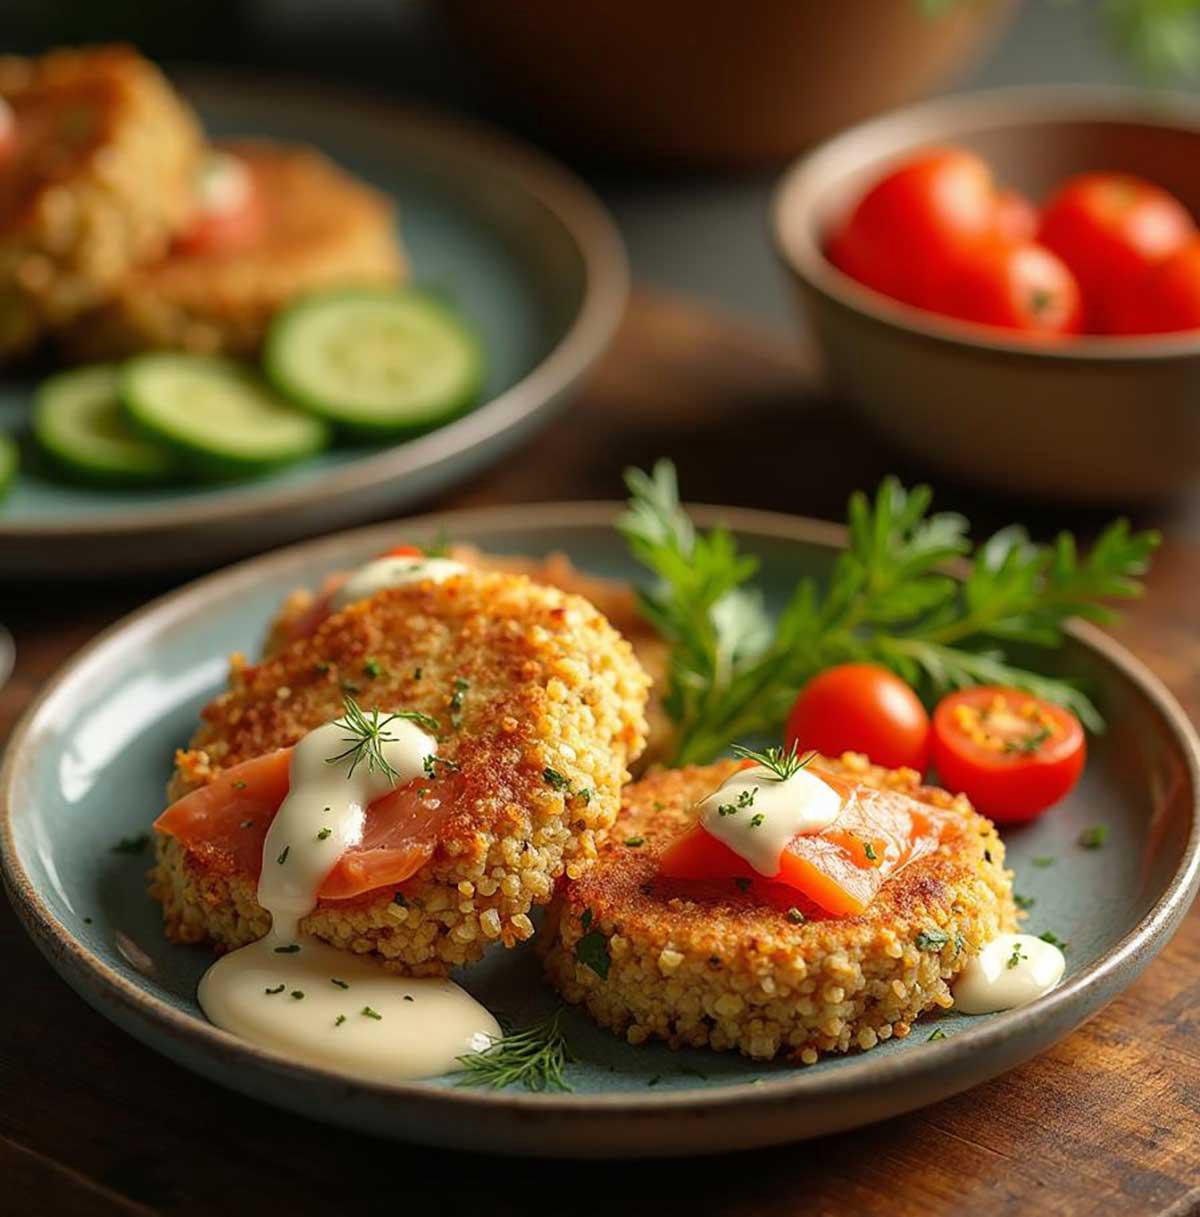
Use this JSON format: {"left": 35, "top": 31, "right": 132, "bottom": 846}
{"left": 153, "top": 746, "right": 457, "bottom": 901}
{"left": 658, "top": 766, "right": 962, "bottom": 916}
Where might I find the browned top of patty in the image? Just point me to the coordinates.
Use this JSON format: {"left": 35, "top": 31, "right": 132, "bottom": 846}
{"left": 551, "top": 756, "right": 1011, "bottom": 965}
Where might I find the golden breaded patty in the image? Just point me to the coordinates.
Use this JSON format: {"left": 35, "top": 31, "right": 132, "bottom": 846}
{"left": 68, "top": 138, "right": 403, "bottom": 358}
{"left": 263, "top": 546, "right": 675, "bottom": 765}
{"left": 151, "top": 569, "right": 650, "bottom": 975}
{"left": 541, "top": 755, "right": 1016, "bottom": 1062}
{"left": 0, "top": 45, "right": 201, "bottom": 358}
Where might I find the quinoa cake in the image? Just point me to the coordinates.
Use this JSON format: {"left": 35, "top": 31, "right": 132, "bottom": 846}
{"left": 152, "top": 568, "right": 650, "bottom": 975}
{"left": 264, "top": 545, "right": 675, "bottom": 766}
{"left": 541, "top": 755, "right": 1017, "bottom": 1062}
{"left": 68, "top": 138, "right": 404, "bottom": 359}
{"left": 0, "top": 45, "right": 201, "bottom": 359}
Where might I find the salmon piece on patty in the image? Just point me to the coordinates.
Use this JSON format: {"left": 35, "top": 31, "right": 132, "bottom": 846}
{"left": 150, "top": 567, "right": 650, "bottom": 976}
{"left": 541, "top": 755, "right": 1016, "bottom": 1062}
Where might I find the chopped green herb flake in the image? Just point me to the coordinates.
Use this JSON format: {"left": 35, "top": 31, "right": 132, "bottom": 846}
{"left": 916, "top": 928, "right": 950, "bottom": 951}
{"left": 277, "top": 845, "right": 290, "bottom": 865}
{"left": 412, "top": 667, "right": 422, "bottom": 680}
{"left": 576, "top": 788, "right": 592, "bottom": 805}
{"left": 787, "top": 907, "right": 806, "bottom": 925}
{"left": 928, "top": 1027, "right": 949, "bottom": 1041}
{"left": 274, "top": 944, "right": 301, "bottom": 954}
{"left": 863, "top": 841, "right": 878, "bottom": 861}
{"left": 575, "top": 929, "right": 611, "bottom": 980}
{"left": 1007, "top": 942, "right": 1027, "bottom": 969}
{"left": 624, "top": 836, "right": 645, "bottom": 847}
{"left": 653, "top": 801, "right": 666, "bottom": 812}
{"left": 647, "top": 1075, "right": 661, "bottom": 1088}
{"left": 1040, "top": 930, "right": 1069, "bottom": 951}
{"left": 361, "top": 1006, "right": 382, "bottom": 1020}
{"left": 83, "top": 916, "right": 93, "bottom": 925}
{"left": 1014, "top": 892, "right": 1036, "bottom": 910}
{"left": 1078, "top": 824, "right": 1109, "bottom": 849}
{"left": 335, "top": 1014, "right": 346, "bottom": 1027}
{"left": 580, "top": 908, "right": 593, "bottom": 931}
{"left": 749, "top": 813, "right": 765, "bottom": 828}
{"left": 316, "top": 827, "right": 332, "bottom": 842}
{"left": 331, "top": 978, "right": 349, "bottom": 990}
{"left": 290, "top": 990, "right": 305, "bottom": 1000}
{"left": 542, "top": 767, "right": 569, "bottom": 791}
{"left": 264, "top": 984, "right": 285, "bottom": 995}
{"left": 393, "top": 891, "right": 407, "bottom": 907}
{"left": 111, "top": 834, "right": 149, "bottom": 855}
{"left": 363, "top": 658, "right": 384, "bottom": 679}
{"left": 1033, "top": 855, "right": 1056, "bottom": 867}
{"left": 404, "top": 995, "right": 414, "bottom": 1002}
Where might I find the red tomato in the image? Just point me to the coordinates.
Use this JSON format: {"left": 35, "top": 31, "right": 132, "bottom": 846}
{"left": 940, "top": 238, "right": 1082, "bottom": 336}
{"left": 1039, "top": 172, "right": 1196, "bottom": 332}
{"left": 931, "top": 687, "right": 1085, "bottom": 822}
{"left": 1110, "top": 237, "right": 1200, "bottom": 335}
{"left": 381, "top": 544, "right": 424, "bottom": 559}
{"left": 785, "top": 663, "right": 930, "bottom": 772}
{"left": 825, "top": 148, "right": 997, "bottom": 308}
{"left": 992, "top": 188, "right": 1038, "bottom": 243}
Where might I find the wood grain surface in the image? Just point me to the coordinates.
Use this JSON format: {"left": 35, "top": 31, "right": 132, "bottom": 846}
{"left": 2, "top": 293, "right": 1198, "bottom": 1217}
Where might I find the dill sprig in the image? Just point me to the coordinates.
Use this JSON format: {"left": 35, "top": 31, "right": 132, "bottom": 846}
{"left": 731, "top": 741, "right": 815, "bottom": 781}
{"left": 325, "top": 695, "right": 440, "bottom": 782}
{"left": 618, "top": 461, "right": 1158, "bottom": 764}
{"left": 456, "top": 1011, "right": 574, "bottom": 1093}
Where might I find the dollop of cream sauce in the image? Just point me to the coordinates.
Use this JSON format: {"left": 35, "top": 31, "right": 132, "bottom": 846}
{"left": 198, "top": 713, "right": 500, "bottom": 1081}
{"left": 194, "top": 150, "right": 253, "bottom": 217}
{"left": 331, "top": 556, "right": 467, "bottom": 613}
{"left": 953, "top": 932, "right": 1066, "bottom": 1015}
{"left": 697, "top": 763, "right": 842, "bottom": 876}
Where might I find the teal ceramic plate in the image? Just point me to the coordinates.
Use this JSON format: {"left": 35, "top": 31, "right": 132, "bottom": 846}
{"left": 3, "top": 505, "right": 1198, "bottom": 1157}
{"left": 0, "top": 74, "right": 627, "bottom": 577}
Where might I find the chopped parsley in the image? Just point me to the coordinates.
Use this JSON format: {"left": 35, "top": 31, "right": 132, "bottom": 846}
{"left": 449, "top": 677, "right": 469, "bottom": 728}
{"left": 1007, "top": 943, "right": 1027, "bottom": 970}
{"left": 1033, "top": 855, "right": 1056, "bottom": 867}
{"left": 863, "top": 841, "right": 878, "bottom": 861}
{"left": 412, "top": 667, "right": 423, "bottom": 681}
{"left": 652, "top": 801, "right": 665, "bottom": 812}
{"left": 111, "top": 834, "right": 149, "bottom": 855}
{"left": 574, "top": 910, "right": 610, "bottom": 979}
{"left": 363, "top": 657, "right": 384, "bottom": 679}
{"left": 915, "top": 928, "right": 950, "bottom": 951}
{"left": 542, "top": 767, "right": 570, "bottom": 791}
{"left": 1040, "top": 930, "right": 1069, "bottom": 951}
{"left": 749, "top": 813, "right": 765, "bottom": 828}
{"left": 331, "top": 978, "right": 349, "bottom": 990}
{"left": 624, "top": 836, "right": 645, "bottom": 847}
{"left": 264, "top": 984, "right": 285, "bottom": 995}
{"left": 787, "top": 908, "right": 806, "bottom": 925}
{"left": 290, "top": 990, "right": 305, "bottom": 1000}
{"left": 928, "top": 1027, "right": 949, "bottom": 1041}
{"left": 277, "top": 845, "right": 290, "bottom": 865}
{"left": 274, "top": 944, "right": 301, "bottom": 954}
{"left": 1078, "top": 825, "right": 1109, "bottom": 849}
{"left": 404, "top": 995, "right": 414, "bottom": 1003}
{"left": 576, "top": 788, "right": 592, "bottom": 805}
{"left": 1014, "top": 892, "right": 1036, "bottom": 910}
{"left": 316, "top": 827, "right": 332, "bottom": 841}
{"left": 335, "top": 1015, "right": 346, "bottom": 1027}
{"left": 361, "top": 1006, "right": 383, "bottom": 1020}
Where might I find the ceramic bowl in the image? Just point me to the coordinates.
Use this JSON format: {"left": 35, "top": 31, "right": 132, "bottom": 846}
{"left": 774, "top": 86, "right": 1200, "bottom": 504}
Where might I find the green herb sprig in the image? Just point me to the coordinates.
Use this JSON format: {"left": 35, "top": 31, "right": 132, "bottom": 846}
{"left": 618, "top": 462, "right": 1157, "bottom": 765}
{"left": 456, "top": 1011, "right": 574, "bottom": 1092}
{"left": 325, "top": 695, "right": 440, "bottom": 782}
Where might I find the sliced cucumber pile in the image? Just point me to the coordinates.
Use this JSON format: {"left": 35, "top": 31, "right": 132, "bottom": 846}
{"left": 34, "top": 364, "right": 178, "bottom": 485}
{"left": 0, "top": 431, "right": 16, "bottom": 500}
{"left": 122, "top": 353, "right": 330, "bottom": 478}
{"left": 265, "top": 288, "right": 483, "bottom": 437}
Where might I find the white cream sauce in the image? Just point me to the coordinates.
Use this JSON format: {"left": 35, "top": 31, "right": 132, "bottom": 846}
{"left": 331, "top": 556, "right": 467, "bottom": 613}
{"left": 198, "top": 712, "right": 500, "bottom": 1081}
{"left": 953, "top": 932, "right": 1066, "bottom": 1015}
{"left": 697, "top": 763, "right": 842, "bottom": 876}
{"left": 194, "top": 150, "right": 252, "bottom": 217}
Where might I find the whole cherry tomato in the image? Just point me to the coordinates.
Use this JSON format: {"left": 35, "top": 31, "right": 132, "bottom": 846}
{"left": 1109, "top": 237, "right": 1200, "bottom": 335}
{"left": 992, "top": 188, "right": 1038, "bottom": 243}
{"left": 931, "top": 687, "right": 1085, "bottom": 822}
{"left": 1039, "top": 172, "right": 1196, "bottom": 332}
{"left": 785, "top": 663, "right": 930, "bottom": 772}
{"left": 825, "top": 148, "right": 997, "bottom": 309}
{"left": 940, "top": 238, "right": 1082, "bottom": 336}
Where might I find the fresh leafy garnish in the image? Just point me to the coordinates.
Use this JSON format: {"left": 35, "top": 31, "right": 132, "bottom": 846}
{"left": 731, "top": 740, "right": 815, "bottom": 781}
{"left": 927, "top": 1026, "right": 949, "bottom": 1041}
{"left": 325, "top": 695, "right": 439, "bottom": 782}
{"left": 574, "top": 920, "right": 611, "bottom": 980}
{"left": 456, "top": 1011, "right": 574, "bottom": 1092}
{"left": 1014, "top": 892, "right": 1036, "bottom": 910}
{"left": 618, "top": 461, "right": 1157, "bottom": 763}
{"left": 1078, "top": 824, "right": 1110, "bottom": 849}
{"left": 1040, "top": 930, "right": 1070, "bottom": 951}
{"left": 915, "top": 928, "right": 951, "bottom": 951}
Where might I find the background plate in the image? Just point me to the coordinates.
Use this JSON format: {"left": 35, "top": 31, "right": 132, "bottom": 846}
{"left": 3, "top": 504, "right": 1198, "bottom": 1157}
{"left": 0, "top": 74, "right": 627, "bottom": 576}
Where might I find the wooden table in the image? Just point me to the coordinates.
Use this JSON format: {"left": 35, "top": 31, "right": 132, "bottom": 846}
{"left": 3, "top": 295, "right": 1198, "bottom": 1217}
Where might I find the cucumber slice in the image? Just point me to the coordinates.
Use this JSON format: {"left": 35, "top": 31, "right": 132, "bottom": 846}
{"left": 34, "top": 364, "right": 179, "bottom": 486}
{"left": 122, "top": 353, "right": 329, "bottom": 479}
{"left": 0, "top": 432, "right": 16, "bottom": 500}
{"left": 264, "top": 288, "right": 484, "bottom": 437}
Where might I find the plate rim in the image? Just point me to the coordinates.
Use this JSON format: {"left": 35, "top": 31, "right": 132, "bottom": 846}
{"left": 3, "top": 500, "right": 1199, "bottom": 1122}
{"left": 0, "top": 73, "right": 628, "bottom": 539}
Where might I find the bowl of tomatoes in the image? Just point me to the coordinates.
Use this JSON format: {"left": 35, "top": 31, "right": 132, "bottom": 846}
{"left": 773, "top": 86, "right": 1200, "bottom": 503}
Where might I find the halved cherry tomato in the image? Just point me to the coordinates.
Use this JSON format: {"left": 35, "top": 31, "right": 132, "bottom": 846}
{"left": 1039, "top": 173, "right": 1196, "bottom": 333}
{"left": 785, "top": 663, "right": 930, "bottom": 772}
{"left": 940, "top": 238, "right": 1082, "bottom": 336}
{"left": 382, "top": 544, "right": 424, "bottom": 559}
{"left": 931, "top": 687, "right": 1085, "bottom": 822}
{"left": 992, "top": 188, "right": 1038, "bottom": 243}
{"left": 825, "top": 148, "right": 997, "bottom": 308}
{"left": 1110, "top": 237, "right": 1200, "bottom": 335}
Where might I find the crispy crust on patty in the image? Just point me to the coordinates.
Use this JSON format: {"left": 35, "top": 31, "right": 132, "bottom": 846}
{"left": 0, "top": 45, "right": 201, "bottom": 358}
{"left": 151, "top": 569, "right": 650, "bottom": 975}
{"left": 541, "top": 755, "right": 1017, "bottom": 1061}
{"left": 264, "top": 546, "right": 674, "bottom": 766}
{"left": 67, "top": 138, "right": 403, "bottom": 359}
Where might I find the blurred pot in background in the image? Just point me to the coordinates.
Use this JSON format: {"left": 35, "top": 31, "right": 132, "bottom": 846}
{"left": 445, "top": 0, "right": 1018, "bottom": 169}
